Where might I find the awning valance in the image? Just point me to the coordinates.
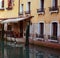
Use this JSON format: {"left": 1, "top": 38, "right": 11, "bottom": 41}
{"left": 1, "top": 18, "right": 24, "bottom": 24}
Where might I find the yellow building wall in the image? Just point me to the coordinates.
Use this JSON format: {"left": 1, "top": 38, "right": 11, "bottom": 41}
{"left": 0, "top": 0, "right": 18, "bottom": 19}
{"left": 20, "top": 0, "right": 60, "bottom": 23}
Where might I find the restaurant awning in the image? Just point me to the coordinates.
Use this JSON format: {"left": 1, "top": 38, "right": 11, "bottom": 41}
{"left": 0, "top": 16, "right": 34, "bottom": 24}
{"left": 1, "top": 18, "right": 25, "bottom": 24}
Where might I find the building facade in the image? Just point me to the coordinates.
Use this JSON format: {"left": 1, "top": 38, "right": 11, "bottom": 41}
{"left": 0, "top": 0, "right": 60, "bottom": 47}
{"left": 19, "top": 0, "right": 60, "bottom": 58}
{"left": 0, "top": 0, "right": 19, "bottom": 36}
{"left": 0, "top": 0, "right": 60, "bottom": 58}
{"left": 19, "top": 0, "right": 60, "bottom": 42}
{"left": 19, "top": 0, "right": 60, "bottom": 55}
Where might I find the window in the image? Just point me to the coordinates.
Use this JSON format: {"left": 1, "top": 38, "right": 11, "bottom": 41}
{"left": 51, "top": 0, "right": 58, "bottom": 8}
{"left": 39, "top": 23, "right": 44, "bottom": 38}
{"left": 40, "top": 0, "right": 44, "bottom": 9}
{"left": 7, "top": 0, "right": 13, "bottom": 10}
{"left": 0, "top": 0, "right": 4, "bottom": 9}
{"left": 49, "top": 0, "right": 58, "bottom": 12}
{"left": 37, "top": 0, "right": 44, "bottom": 14}
{"left": 20, "top": 4, "right": 23, "bottom": 14}
{"left": 25, "top": 2, "right": 31, "bottom": 14}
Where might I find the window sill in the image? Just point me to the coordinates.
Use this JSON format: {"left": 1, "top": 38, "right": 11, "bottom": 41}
{"left": 49, "top": 10, "right": 58, "bottom": 14}
{"left": 19, "top": 13, "right": 23, "bottom": 15}
{"left": 6, "top": 7, "right": 13, "bottom": 10}
{"left": 36, "top": 38, "right": 44, "bottom": 41}
{"left": 0, "top": 8, "right": 4, "bottom": 10}
{"left": 48, "top": 39, "right": 58, "bottom": 43}
{"left": 37, "top": 12, "right": 45, "bottom": 15}
{"left": 25, "top": 11, "right": 31, "bottom": 14}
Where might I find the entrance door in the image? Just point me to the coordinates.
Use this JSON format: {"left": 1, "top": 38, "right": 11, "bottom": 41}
{"left": 20, "top": 21, "right": 23, "bottom": 38}
{"left": 40, "top": 23, "right": 44, "bottom": 38}
{"left": 52, "top": 22, "right": 57, "bottom": 37}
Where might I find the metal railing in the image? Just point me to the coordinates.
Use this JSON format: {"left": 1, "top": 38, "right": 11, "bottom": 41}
{"left": 49, "top": 6, "right": 59, "bottom": 12}
{"left": 37, "top": 8, "right": 45, "bottom": 13}
{"left": 25, "top": 10, "right": 31, "bottom": 14}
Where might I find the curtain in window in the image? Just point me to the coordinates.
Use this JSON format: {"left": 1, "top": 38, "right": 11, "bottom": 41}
{"left": 0, "top": 0, "right": 2, "bottom": 8}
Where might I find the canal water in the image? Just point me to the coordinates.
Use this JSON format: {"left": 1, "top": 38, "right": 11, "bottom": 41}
{"left": 0, "top": 41, "right": 60, "bottom": 58}
{"left": 29, "top": 45, "right": 60, "bottom": 58}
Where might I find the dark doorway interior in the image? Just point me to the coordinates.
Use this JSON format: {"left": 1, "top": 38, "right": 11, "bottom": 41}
{"left": 40, "top": 23, "right": 44, "bottom": 38}
{"left": 20, "top": 21, "right": 23, "bottom": 38}
{"left": 52, "top": 22, "right": 57, "bottom": 37}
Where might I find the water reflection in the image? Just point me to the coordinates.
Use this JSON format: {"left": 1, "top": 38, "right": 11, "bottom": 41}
{"left": 0, "top": 42, "right": 60, "bottom": 58}
{"left": 29, "top": 45, "right": 60, "bottom": 58}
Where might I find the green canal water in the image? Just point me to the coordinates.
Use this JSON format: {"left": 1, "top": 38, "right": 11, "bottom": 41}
{"left": 0, "top": 41, "right": 60, "bottom": 58}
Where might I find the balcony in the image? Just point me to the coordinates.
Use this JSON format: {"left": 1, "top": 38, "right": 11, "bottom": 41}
{"left": 49, "top": 7, "right": 59, "bottom": 13}
{"left": 25, "top": 10, "right": 31, "bottom": 14}
{"left": 19, "top": 12, "right": 23, "bottom": 15}
{"left": 37, "top": 8, "right": 45, "bottom": 15}
{"left": 19, "top": 11, "right": 24, "bottom": 18}
{"left": 25, "top": 10, "right": 31, "bottom": 17}
{"left": 48, "top": 35, "right": 58, "bottom": 43}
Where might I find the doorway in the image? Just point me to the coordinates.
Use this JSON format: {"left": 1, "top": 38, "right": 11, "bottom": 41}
{"left": 40, "top": 23, "right": 44, "bottom": 38}
{"left": 20, "top": 21, "right": 23, "bottom": 38}
{"left": 52, "top": 22, "right": 58, "bottom": 38}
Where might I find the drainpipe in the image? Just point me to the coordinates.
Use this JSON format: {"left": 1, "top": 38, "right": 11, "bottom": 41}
{"left": 1, "top": 24, "right": 4, "bottom": 58}
{"left": 25, "top": 21, "right": 30, "bottom": 58}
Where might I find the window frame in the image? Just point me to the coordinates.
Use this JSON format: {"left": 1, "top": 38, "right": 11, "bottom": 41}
{"left": 20, "top": 4, "right": 23, "bottom": 15}
{"left": 6, "top": 0, "right": 13, "bottom": 10}
{"left": 0, "top": 0, "right": 4, "bottom": 10}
